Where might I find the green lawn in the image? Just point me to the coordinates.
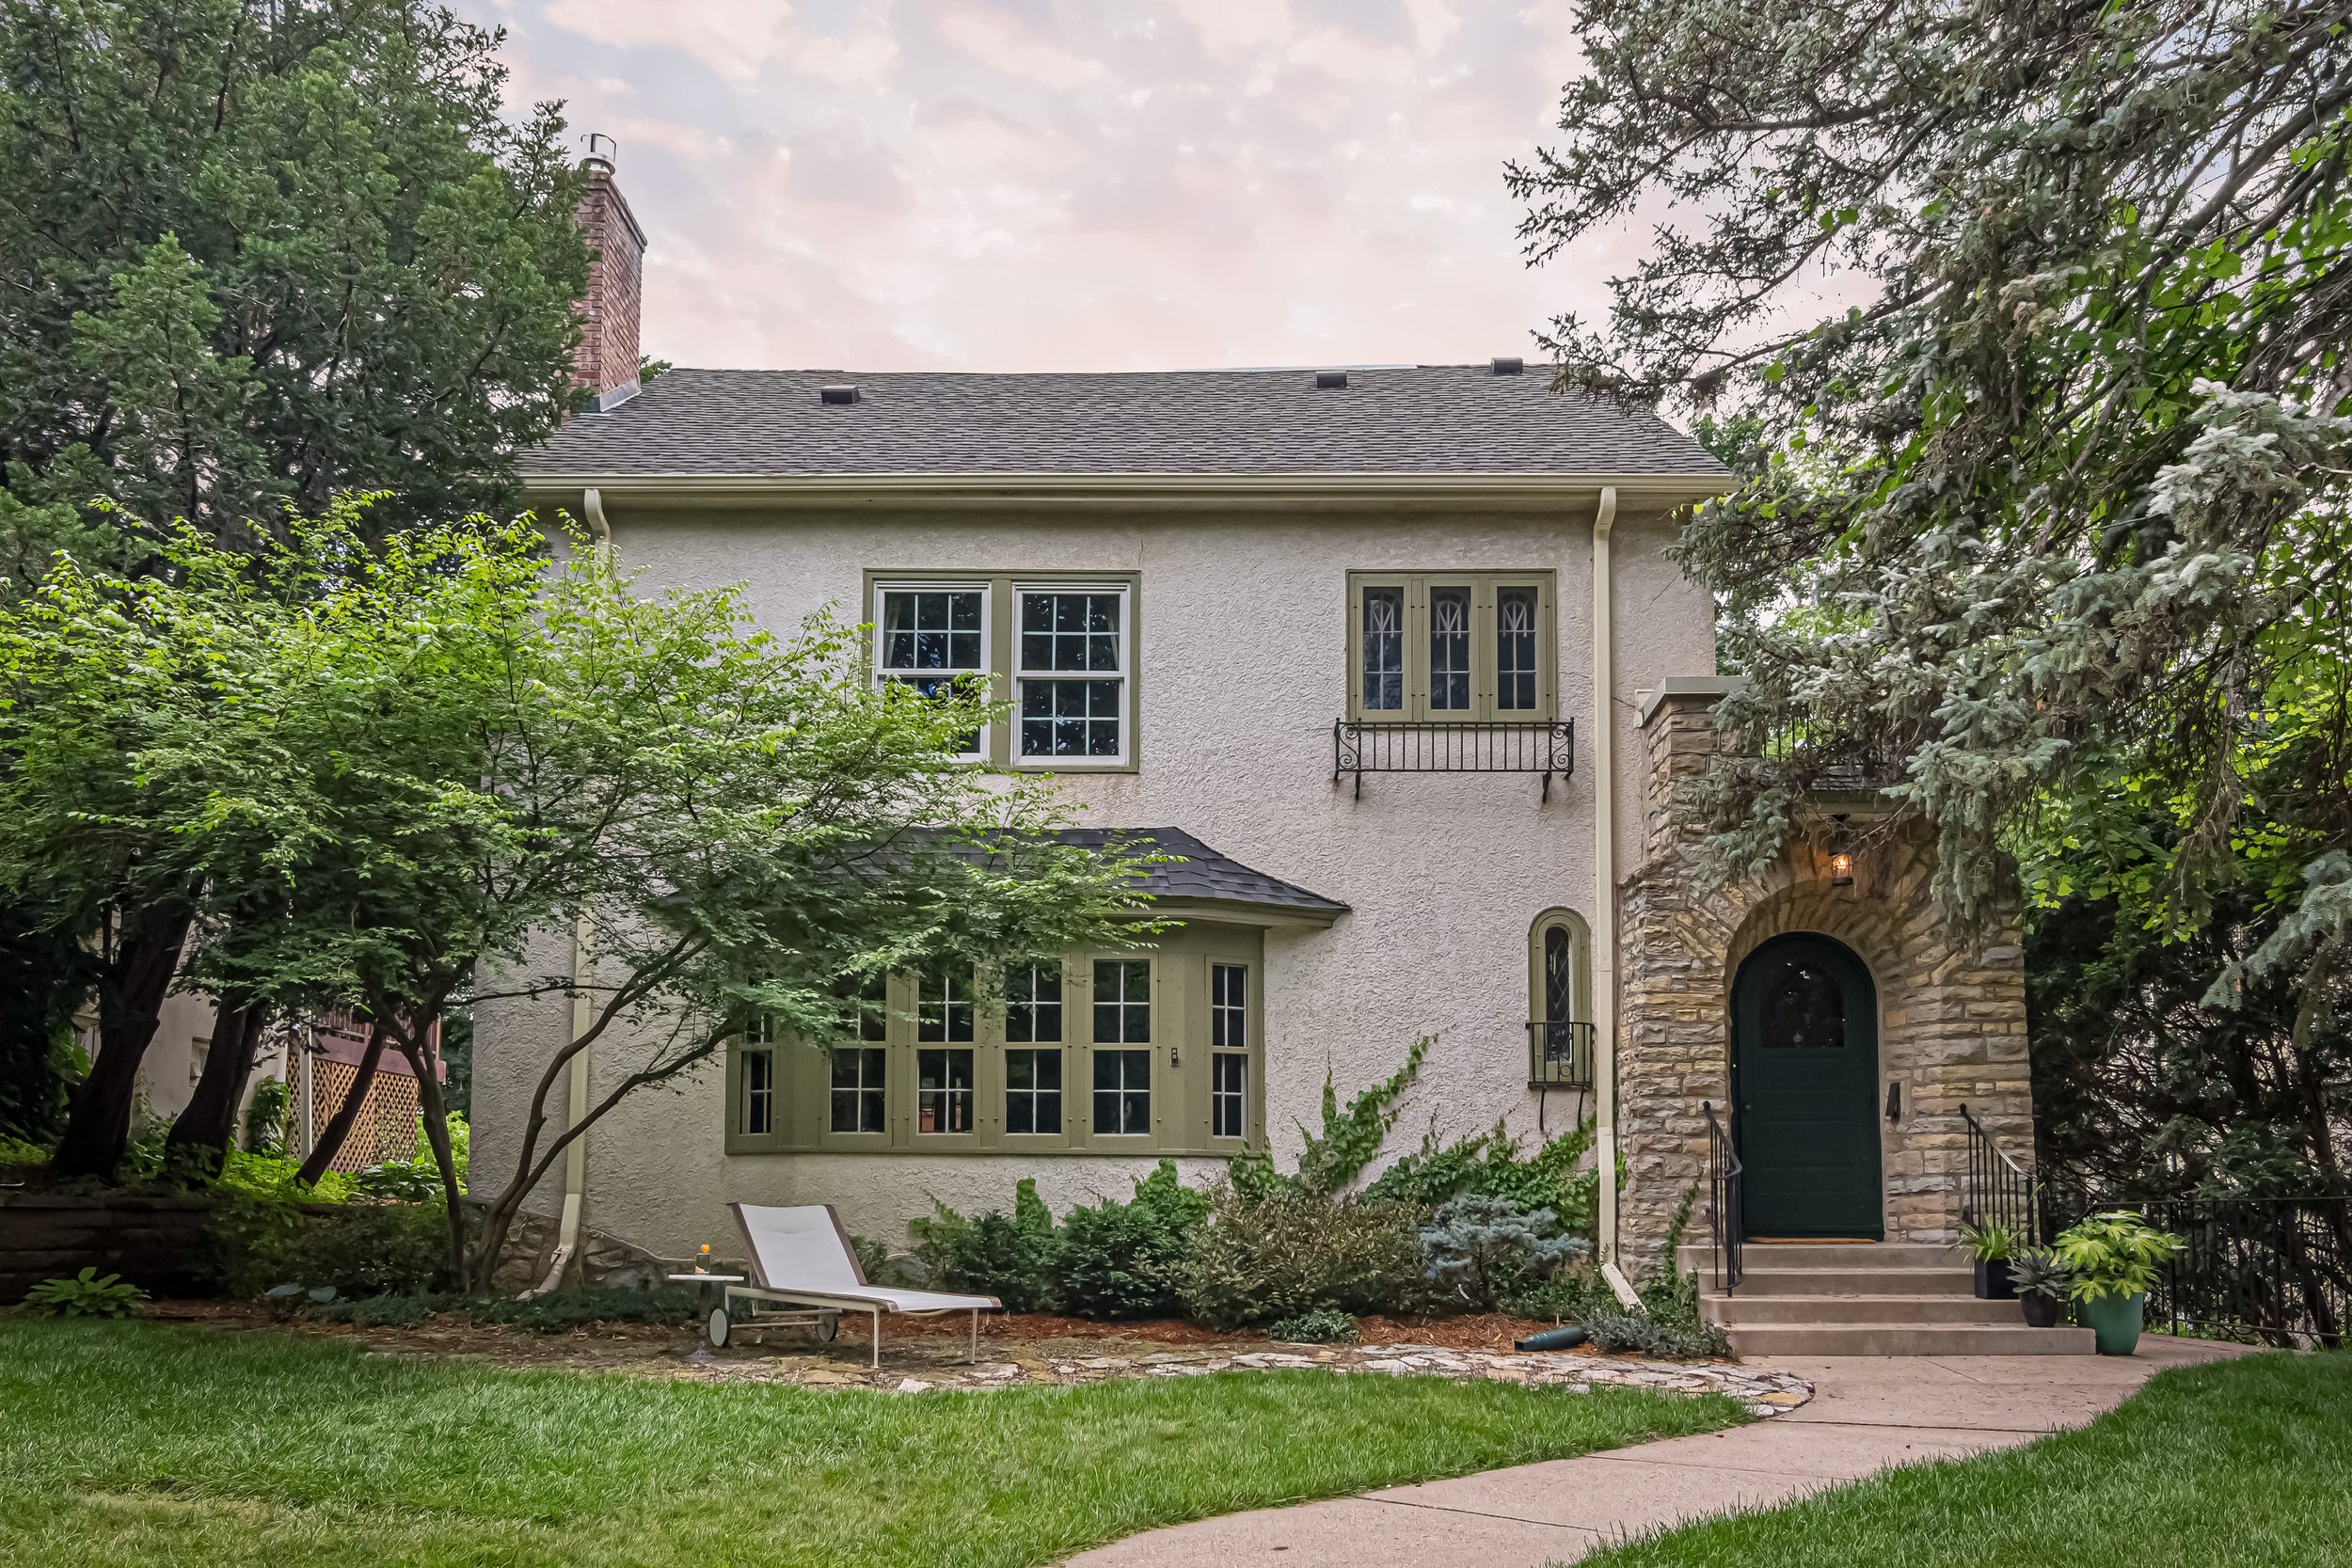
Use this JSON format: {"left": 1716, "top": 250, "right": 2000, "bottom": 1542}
{"left": 1577, "top": 1351, "right": 2352, "bottom": 1568}
{"left": 0, "top": 1320, "right": 1740, "bottom": 1568}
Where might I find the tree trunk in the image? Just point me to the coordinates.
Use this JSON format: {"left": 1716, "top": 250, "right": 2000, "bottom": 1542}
{"left": 163, "top": 1000, "right": 269, "bottom": 1176}
{"left": 294, "top": 1018, "right": 391, "bottom": 1185}
{"left": 51, "top": 905, "right": 192, "bottom": 1180}
{"left": 402, "top": 1034, "right": 470, "bottom": 1290}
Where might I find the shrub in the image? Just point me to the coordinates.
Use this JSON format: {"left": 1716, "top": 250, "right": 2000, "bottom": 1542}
{"left": 1173, "top": 1178, "right": 1422, "bottom": 1328}
{"left": 909, "top": 1178, "right": 1056, "bottom": 1311}
{"left": 311, "top": 1292, "right": 451, "bottom": 1328}
{"left": 1266, "top": 1307, "right": 1359, "bottom": 1344}
{"left": 1585, "top": 1307, "right": 1731, "bottom": 1360}
{"left": 1497, "top": 1272, "right": 1612, "bottom": 1323}
{"left": 352, "top": 1115, "right": 469, "bottom": 1201}
{"left": 468, "top": 1284, "right": 702, "bottom": 1333}
{"left": 0, "top": 1132, "right": 49, "bottom": 1168}
{"left": 212, "top": 1192, "right": 448, "bottom": 1298}
{"left": 1419, "top": 1193, "right": 1588, "bottom": 1312}
{"left": 1366, "top": 1117, "right": 1597, "bottom": 1238}
{"left": 242, "top": 1078, "right": 289, "bottom": 1155}
{"left": 21, "top": 1267, "right": 147, "bottom": 1318}
{"left": 1055, "top": 1162, "right": 1209, "bottom": 1318}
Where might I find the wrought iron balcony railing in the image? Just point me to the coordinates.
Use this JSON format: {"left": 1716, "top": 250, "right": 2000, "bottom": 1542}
{"left": 1332, "top": 719, "right": 1574, "bottom": 800}
{"left": 1526, "top": 1020, "right": 1595, "bottom": 1089}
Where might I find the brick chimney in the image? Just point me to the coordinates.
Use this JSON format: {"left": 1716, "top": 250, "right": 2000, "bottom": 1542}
{"left": 572, "top": 135, "right": 646, "bottom": 412}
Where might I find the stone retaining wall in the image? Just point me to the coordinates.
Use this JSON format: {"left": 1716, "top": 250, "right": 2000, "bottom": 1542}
{"left": 0, "top": 1193, "right": 217, "bottom": 1304}
{"left": 1615, "top": 688, "right": 2038, "bottom": 1275}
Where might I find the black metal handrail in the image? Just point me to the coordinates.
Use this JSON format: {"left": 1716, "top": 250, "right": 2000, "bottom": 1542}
{"left": 1332, "top": 719, "right": 1574, "bottom": 800}
{"left": 1959, "top": 1104, "right": 2041, "bottom": 1249}
{"left": 1704, "top": 1101, "right": 1743, "bottom": 1294}
{"left": 1525, "top": 1021, "right": 1595, "bottom": 1089}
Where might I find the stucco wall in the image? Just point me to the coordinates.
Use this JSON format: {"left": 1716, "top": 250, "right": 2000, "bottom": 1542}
{"left": 472, "top": 497, "right": 1718, "bottom": 1260}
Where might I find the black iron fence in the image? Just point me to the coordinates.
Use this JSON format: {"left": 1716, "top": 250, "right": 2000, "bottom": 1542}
{"left": 1332, "top": 719, "right": 1574, "bottom": 800}
{"left": 1960, "top": 1104, "right": 2042, "bottom": 1248}
{"left": 1704, "top": 1101, "right": 1743, "bottom": 1293}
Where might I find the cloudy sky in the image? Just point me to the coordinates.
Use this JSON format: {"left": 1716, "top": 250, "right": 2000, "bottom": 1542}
{"left": 459, "top": 1, "right": 1633, "bottom": 373}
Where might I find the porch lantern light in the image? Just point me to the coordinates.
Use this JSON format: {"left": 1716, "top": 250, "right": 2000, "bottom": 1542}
{"left": 1827, "top": 816, "right": 1856, "bottom": 887}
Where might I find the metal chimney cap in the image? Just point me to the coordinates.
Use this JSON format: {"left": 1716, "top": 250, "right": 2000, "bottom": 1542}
{"left": 1314, "top": 370, "right": 1348, "bottom": 389}
{"left": 1491, "top": 356, "right": 1524, "bottom": 375}
{"left": 819, "top": 384, "right": 861, "bottom": 405}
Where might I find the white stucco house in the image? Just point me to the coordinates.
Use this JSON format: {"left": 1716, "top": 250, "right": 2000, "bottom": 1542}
{"left": 478, "top": 155, "right": 2068, "bottom": 1354}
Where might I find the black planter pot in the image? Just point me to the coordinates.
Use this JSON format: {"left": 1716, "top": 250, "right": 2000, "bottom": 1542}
{"left": 2019, "top": 1291, "right": 2063, "bottom": 1328}
{"left": 1973, "top": 1259, "right": 2016, "bottom": 1300}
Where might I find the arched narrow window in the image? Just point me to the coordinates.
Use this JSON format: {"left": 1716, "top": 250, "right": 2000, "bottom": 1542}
{"left": 1528, "top": 909, "right": 1593, "bottom": 1089}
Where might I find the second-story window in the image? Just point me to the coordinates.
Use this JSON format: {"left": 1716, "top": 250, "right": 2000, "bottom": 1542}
{"left": 879, "top": 586, "right": 986, "bottom": 757}
{"left": 1346, "top": 573, "right": 1556, "bottom": 721}
{"left": 1017, "top": 587, "right": 1128, "bottom": 761}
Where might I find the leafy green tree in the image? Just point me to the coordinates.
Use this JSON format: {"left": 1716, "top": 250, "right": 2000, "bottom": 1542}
{"left": 1513, "top": 2, "right": 2352, "bottom": 1020}
{"left": 0, "top": 0, "right": 588, "bottom": 565}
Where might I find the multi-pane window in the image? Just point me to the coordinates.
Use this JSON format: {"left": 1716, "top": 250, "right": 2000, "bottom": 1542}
{"left": 878, "top": 587, "right": 985, "bottom": 754}
{"left": 1006, "top": 962, "right": 1063, "bottom": 1043}
{"left": 1428, "top": 587, "right": 1472, "bottom": 711}
{"left": 854, "top": 973, "right": 889, "bottom": 1042}
{"left": 830, "top": 1046, "right": 885, "bottom": 1133}
{"left": 1211, "top": 964, "right": 1247, "bottom": 1048}
{"left": 1361, "top": 586, "right": 1405, "bottom": 711}
{"left": 1006, "top": 1048, "right": 1063, "bottom": 1134}
{"left": 1211, "top": 1053, "right": 1247, "bottom": 1141}
{"left": 742, "top": 1044, "right": 775, "bottom": 1135}
{"left": 1346, "top": 574, "right": 1554, "bottom": 721}
{"left": 1093, "top": 1049, "right": 1152, "bottom": 1135}
{"left": 1498, "top": 587, "right": 1538, "bottom": 711}
{"left": 917, "top": 969, "right": 975, "bottom": 1042}
{"left": 1093, "top": 959, "right": 1151, "bottom": 1044}
{"left": 916, "top": 1047, "right": 975, "bottom": 1132}
{"left": 1017, "top": 589, "right": 1128, "bottom": 760}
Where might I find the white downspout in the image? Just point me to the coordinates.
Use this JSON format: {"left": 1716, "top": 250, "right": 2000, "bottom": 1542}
{"left": 534, "top": 487, "right": 609, "bottom": 1296}
{"left": 1590, "top": 485, "right": 1641, "bottom": 1311}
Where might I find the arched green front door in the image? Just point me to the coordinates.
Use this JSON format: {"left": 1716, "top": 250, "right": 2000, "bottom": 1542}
{"left": 1730, "top": 933, "right": 1883, "bottom": 1239}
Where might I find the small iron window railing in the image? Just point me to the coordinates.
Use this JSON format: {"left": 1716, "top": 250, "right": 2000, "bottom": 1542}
{"left": 1526, "top": 1020, "right": 1595, "bottom": 1089}
{"left": 1332, "top": 719, "right": 1574, "bottom": 800}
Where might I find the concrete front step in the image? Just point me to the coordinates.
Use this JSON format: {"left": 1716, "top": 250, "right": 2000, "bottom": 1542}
{"left": 1704, "top": 1292, "right": 2028, "bottom": 1326}
{"left": 1724, "top": 1322, "right": 2097, "bottom": 1356}
{"left": 1719, "top": 1265, "right": 1979, "bottom": 1297}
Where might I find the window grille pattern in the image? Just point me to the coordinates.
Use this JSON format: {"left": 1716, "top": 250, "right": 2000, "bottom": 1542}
{"left": 1093, "top": 1049, "right": 1152, "bottom": 1135}
{"left": 1361, "top": 586, "right": 1405, "bottom": 711}
{"left": 1428, "top": 587, "right": 1471, "bottom": 710}
{"left": 1005, "top": 962, "right": 1063, "bottom": 1043}
{"left": 742, "top": 1048, "right": 774, "bottom": 1135}
{"left": 917, "top": 969, "right": 974, "bottom": 1042}
{"left": 1498, "top": 586, "right": 1538, "bottom": 711}
{"left": 1211, "top": 1052, "right": 1247, "bottom": 1140}
{"left": 879, "top": 589, "right": 984, "bottom": 753}
{"left": 1005, "top": 1048, "right": 1063, "bottom": 1135}
{"left": 1093, "top": 959, "right": 1151, "bottom": 1042}
{"left": 1211, "top": 963, "right": 1247, "bottom": 1048}
{"left": 830, "top": 1047, "right": 885, "bottom": 1133}
{"left": 916, "top": 1048, "right": 975, "bottom": 1133}
{"left": 1018, "top": 591, "right": 1126, "bottom": 758}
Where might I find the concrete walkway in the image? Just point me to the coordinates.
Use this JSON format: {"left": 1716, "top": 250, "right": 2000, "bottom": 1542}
{"left": 1067, "top": 1338, "right": 2249, "bottom": 1568}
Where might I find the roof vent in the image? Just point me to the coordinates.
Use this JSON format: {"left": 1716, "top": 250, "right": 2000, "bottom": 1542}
{"left": 1491, "top": 356, "right": 1524, "bottom": 375}
{"left": 819, "top": 383, "right": 861, "bottom": 405}
{"left": 1314, "top": 370, "right": 1348, "bottom": 389}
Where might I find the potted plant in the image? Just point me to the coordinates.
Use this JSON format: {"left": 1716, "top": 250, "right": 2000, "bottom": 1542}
{"left": 2053, "top": 1210, "right": 2183, "bottom": 1355}
{"left": 1955, "top": 1220, "right": 2015, "bottom": 1299}
{"left": 2007, "top": 1246, "right": 2074, "bottom": 1327}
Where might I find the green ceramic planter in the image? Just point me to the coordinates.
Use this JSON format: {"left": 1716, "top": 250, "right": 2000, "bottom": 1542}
{"left": 2082, "top": 1291, "right": 2147, "bottom": 1355}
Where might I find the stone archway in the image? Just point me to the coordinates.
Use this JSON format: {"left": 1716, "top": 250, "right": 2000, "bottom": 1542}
{"left": 1613, "top": 687, "right": 2038, "bottom": 1275}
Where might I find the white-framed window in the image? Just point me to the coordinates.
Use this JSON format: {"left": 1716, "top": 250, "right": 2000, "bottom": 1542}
{"left": 875, "top": 582, "right": 989, "bottom": 757}
{"left": 1016, "top": 584, "right": 1129, "bottom": 764}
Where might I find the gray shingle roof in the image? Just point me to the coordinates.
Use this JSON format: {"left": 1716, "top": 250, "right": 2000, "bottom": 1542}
{"left": 1056, "top": 828, "right": 1347, "bottom": 918}
{"left": 520, "top": 366, "right": 1723, "bottom": 479}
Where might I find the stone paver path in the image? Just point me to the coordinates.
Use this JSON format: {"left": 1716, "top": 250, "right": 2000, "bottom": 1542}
{"left": 1065, "top": 1337, "right": 2252, "bottom": 1568}
{"left": 669, "top": 1338, "right": 1813, "bottom": 1417}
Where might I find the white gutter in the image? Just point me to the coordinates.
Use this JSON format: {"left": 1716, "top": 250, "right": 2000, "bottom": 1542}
{"left": 1589, "top": 485, "right": 1642, "bottom": 1312}
{"left": 517, "top": 470, "right": 1733, "bottom": 511}
{"left": 535, "top": 489, "right": 611, "bottom": 1296}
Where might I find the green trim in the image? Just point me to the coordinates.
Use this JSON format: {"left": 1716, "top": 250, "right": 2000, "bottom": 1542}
{"left": 861, "top": 568, "right": 1144, "bottom": 775}
{"left": 1344, "top": 569, "right": 1558, "bottom": 723}
{"left": 725, "top": 923, "right": 1265, "bottom": 1158}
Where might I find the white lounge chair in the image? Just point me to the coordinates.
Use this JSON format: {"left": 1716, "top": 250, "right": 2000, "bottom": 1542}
{"left": 702, "top": 1202, "right": 1000, "bottom": 1368}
